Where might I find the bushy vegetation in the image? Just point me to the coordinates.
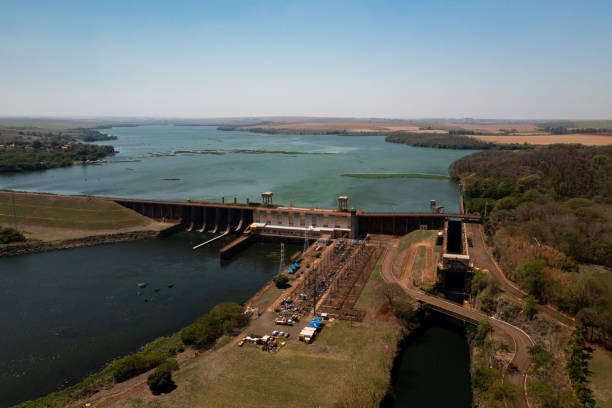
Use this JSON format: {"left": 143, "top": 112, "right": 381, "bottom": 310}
{"left": 180, "top": 302, "right": 248, "bottom": 349}
{"left": 147, "top": 359, "right": 178, "bottom": 395}
{"left": 527, "top": 344, "right": 577, "bottom": 408}
{"left": 471, "top": 270, "right": 501, "bottom": 314}
{"left": 385, "top": 132, "right": 531, "bottom": 150}
{"left": 469, "top": 319, "right": 519, "bottom": 407}
{"left": 451, "top": 146, "right": 612, "bottom": 267}
{"left": 0, "top": 226, "right": 26, "bottom": 244}
{"left": 541, "top": 126, "right": 612, "bottom": 134}
{"left": 0, "top": 144, "right": 115, "bottom": 173}
{"left": 452, "top": 145, "right": 612, "bottom": 345}
{"left": 272, "top": 273, "right": 289, "bottom": 288}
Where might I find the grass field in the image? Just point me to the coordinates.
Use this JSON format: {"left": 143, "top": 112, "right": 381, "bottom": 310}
{"left": 0, "top": 191, "right": 165, "bottom": 241}
{"left": 250, "top": 284, "right": 284, "bottom": 311}
{"left": 354, "top": 252, "right": 385, "bottom": 311}
{"left": 398, "top": 230, "right": 438, "bottom": 254}
{"left": 471, "top": 133, "right": 612, "bottom": 146}
{"left": 590, "top": 348, "right": 612, "bottom": 408}
{"left": 341, "top": 173, "right": 450, "bottom": 180}
{"left": 411, "top": 246, "right": 427, "bottom": 283}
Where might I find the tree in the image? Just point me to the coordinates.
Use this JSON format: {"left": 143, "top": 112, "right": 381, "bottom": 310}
{"left": 272, "top": 274, "right": 289, "bottom": 288}
{"left": 515, "top": 260, "right": 548, "bottom": 300}
{"left": 576, "top": 308, "right": 598, "bottom": 341}
{"left": 378, "top": 282, "right": 404, "bottom": 307}
{"left": 0, "top": 227, "right": 26, "bottom": 244}
{"left": 147, "top": 364, "right": 176, "bottom": 395}
{"left": 471, "top": 319, "right": 492, "bottom": 346}
{"left": 523, "top": 295, "right": 537, "bottom": 319}
{"left": 528, "top": 344, "right": 553, "bottom": 373}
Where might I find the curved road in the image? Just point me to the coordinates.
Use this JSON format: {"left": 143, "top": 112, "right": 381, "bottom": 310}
{"left": 471, "top": 224, "right": 575, "bottom": 328}
{"left": 379, "top": 243, "right": 533, "bottom": 408}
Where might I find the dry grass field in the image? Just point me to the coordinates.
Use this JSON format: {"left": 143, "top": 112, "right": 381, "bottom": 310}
{"left": 441, "top": 123, "right": 541, "bottom": 133}
{"left": 471, "top": 133, "right": 612, "bottom": 146}
{"left": 590, "top": 347, "right": 612, "bottom": 408}
{"left": 0, "top": 191, "right": 166, "bottom": 241}
{"left": 241, "top": 121, "right": 447, "bottom": 133}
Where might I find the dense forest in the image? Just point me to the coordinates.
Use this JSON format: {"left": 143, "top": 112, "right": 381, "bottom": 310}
{"left": 0, "top": 127, "right": 116, "bottom": 144}
{"left": 0, "top": 144, "right": 115, "bottom": 173}
{"left": 450, "top": 145, "right": 612, "bottom": 345}
{"left": 385, "top": 132, "right": 531, "bottom": 150}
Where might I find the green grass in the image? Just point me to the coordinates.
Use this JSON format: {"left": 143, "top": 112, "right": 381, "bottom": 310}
{"left": 411, "top": 246, "right": 427, "bottom": 283}
{"left": 590, "top": 348, "right": 612, "bottom": 408}
{"left": 354, "top": 251, "right": 385, "bottom": 311}
{"left": 112, "top": 319, "right": 403, "bottom": 408}
{"left": 398, "top": 230, "right": 438, "bottom": 253}
{"left": 0, "top": 191, "right": 158, "bottom": 240}
{"left": 250, "top": 284, "right": 284, "bottom": 311}
{"left": 341, "top": 173, "right": 450, "bottom": 180}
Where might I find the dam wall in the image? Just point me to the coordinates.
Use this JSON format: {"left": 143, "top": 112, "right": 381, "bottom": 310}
{"left": 111, "top": 198, "right": 480, "bottom": 238}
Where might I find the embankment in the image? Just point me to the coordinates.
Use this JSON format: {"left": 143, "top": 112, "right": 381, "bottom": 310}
{"left": 0, "top": 229, "right": 164, "bottom": 257}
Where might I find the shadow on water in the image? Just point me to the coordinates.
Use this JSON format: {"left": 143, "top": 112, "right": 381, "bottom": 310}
{"left": 383, "top": 312, "right": 472, "bottom": 408}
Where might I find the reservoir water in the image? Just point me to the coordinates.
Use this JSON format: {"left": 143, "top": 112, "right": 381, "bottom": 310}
{"left": 0, "top": 126, "right": 476, "bottom": 406}
{"left": 0, "top": 125, "right": 476, "bottom": 212}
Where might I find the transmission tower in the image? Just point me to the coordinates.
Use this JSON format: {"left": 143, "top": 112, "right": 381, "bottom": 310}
{"left": 303, "top": 229, "right": 310, "bottom": 253}
{"left": 279, "top": 242, "right": 285, "bottom": 274}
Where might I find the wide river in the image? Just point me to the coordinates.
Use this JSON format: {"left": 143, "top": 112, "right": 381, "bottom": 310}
{"left": 0, "top": 125, "right": 475, "bottom": 212}
{"left": 0, "top": 126, "right": 477, "bottom": 407}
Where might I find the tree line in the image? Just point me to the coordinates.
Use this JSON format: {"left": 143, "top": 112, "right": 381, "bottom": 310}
{"left": 385, "top": 132, "right": 531, "bottom": 150}
{"left": 0, "top": 144, "right": 115, "bottom": 173}
{"left": 450, "top": 145, "right": 612, "bottom": 347}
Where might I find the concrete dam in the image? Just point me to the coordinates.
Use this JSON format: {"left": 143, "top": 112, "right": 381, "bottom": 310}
{"left": 112, "top": 195, "right": 481, "bottom": 239}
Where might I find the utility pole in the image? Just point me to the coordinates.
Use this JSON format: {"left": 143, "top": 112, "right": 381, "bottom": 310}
{"left": 312, "top": 263, "right": 317, "bottom": 317}
{"left": 279, "top": 242, "right": 285, "bottom": 274}
{"left": 303, "top": 229, "right": 310, "bottom": 253}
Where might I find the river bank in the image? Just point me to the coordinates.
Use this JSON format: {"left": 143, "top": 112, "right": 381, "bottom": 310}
{"left": 0, "top": 190, "right": 172, "bottom": 257}
{"left": 0, "top": 229, "right": 164, "bottom": 257}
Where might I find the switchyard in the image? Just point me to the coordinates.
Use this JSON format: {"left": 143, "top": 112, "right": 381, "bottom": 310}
{"left": 115, "top": 192, "right": 480, "bottom": 310}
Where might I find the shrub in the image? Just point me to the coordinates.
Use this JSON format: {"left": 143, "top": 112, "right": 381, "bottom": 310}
{"left": 515, "top": 259, "right": 547, "bottom": 300}
{"left": 0, "top": 227, "right": 26, "bottom": 244}
{"left": 147, "top": 364, "right": 175, "bottom": 395}
{"left": 523, "top": 295, "right": 537, "bottom": 319}
{"left": 112, "top": 354, "right": 161, "bottom": 383}
{"left": 272, "top": 274, "right": 289, "bottom": 288}
{"left": 180, "top": 302, "right": 248, "bottom": 349}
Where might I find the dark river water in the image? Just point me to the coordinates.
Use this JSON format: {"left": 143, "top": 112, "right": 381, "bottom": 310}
{"left": 0, "top": 233, "right": 300, "bottom": 407}
{"left": 0, "top": 126, "right": 475, "bottom": 406}
{"left": 390, "top": 316, "right": 472, "bottom": 408}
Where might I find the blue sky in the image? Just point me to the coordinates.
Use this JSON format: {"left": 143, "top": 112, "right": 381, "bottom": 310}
{"left": 1, "top": 0, "right": 611, "bottom": 119}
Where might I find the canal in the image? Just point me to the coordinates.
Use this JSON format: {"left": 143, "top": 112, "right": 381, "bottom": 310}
{"left": 389, "top": 315, "right": 472, "bottom": 408}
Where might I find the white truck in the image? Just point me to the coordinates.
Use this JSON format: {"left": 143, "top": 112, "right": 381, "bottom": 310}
{"left": 299, "top": 326, "right": 318, "bottom": 343}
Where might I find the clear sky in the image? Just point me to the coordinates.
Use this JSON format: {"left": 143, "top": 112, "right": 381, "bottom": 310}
{"left": 1, "top": 0, "right": 611, "bottom": 119}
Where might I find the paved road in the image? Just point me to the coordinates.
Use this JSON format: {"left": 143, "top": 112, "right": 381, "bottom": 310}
{"left": 379, "top": 243, "right": 532, "bottom": 408}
